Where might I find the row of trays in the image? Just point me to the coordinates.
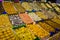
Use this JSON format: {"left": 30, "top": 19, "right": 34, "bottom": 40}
{"left": 0, "top": 1, "right": 60, "bottom": 40}
{"left": 0, "top": 1, "right": 60, "bottom": 15}
{"left": 0, "top": 13, "right": 60, "bottom": 40}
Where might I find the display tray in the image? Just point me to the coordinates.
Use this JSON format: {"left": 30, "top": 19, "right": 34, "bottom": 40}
{"left": 45, "top": 20, "right": 60, "bottom": 29}
{"left": 29, "top": 2, "right": 40, "bottom": 11}
{"left": 0, "top": 14, "right": 12, "bottom": 28}
{"left": 38, "top": 22, "right": 55, "bottom": 33}
{"left": 0, "top": 27, "right": 18, "bottom": 40}
{"left": 21, "top": 2, "right": 33, "bottom": 11}
{"left": 51, "top": 17, "right": 60, "bottom": 24}
{"left": 35, "top": 12, "right": 48, "bottom": 19}
{"left": 28, "top": 12, "right": 42, "bottom": 22}
{"left": 19, "top": 13, "right": 33, "bottom": 24}
{"left": 3, "top": 2, "right": 17, "bottom": 14}
{"left": 26, "top": 24, "right": 50, "bottom": 40}
{"left": 13, "top": 3, "right": 25, "bottom": 12}
{"left": 13, "top": 27, "right": 37, "bottom": 40}
{"left": 9, "top": 14, "right": 25, "bottom": 27}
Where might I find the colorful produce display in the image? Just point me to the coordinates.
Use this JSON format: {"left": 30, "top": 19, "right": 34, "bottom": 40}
{"left": 3, "top": 2, "right": 17, "bottom": 14}
{"left": 0, "top": 1, "right": 60, "bottom": 40}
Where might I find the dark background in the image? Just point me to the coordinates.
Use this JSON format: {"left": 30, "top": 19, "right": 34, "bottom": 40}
{"left": 4, "top": 0, "right": 58, "bottom": 3}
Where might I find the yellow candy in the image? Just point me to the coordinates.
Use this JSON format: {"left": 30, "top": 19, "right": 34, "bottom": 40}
{"left": 3, "top": 2, "right": 17, "bottom": 14}
{"left": 38, "top": 22, "right": 55, "bottom": 32}
{"left": 0, "top": 14, "right": 12, "bottom": 28}
{"left": 27, "top": 24, "right": 50, "bottom": 39}
{"left": 0, "top": 33, "right": 3, "bottom": 36}
{"left": 0, "top": 28, "right": 18, "bottom": 40}
{"left": 15, "top": 27, "right": 36, "bottom": 40}
{"left": 5, "top": 34, "right": 9, "bottom": 37}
